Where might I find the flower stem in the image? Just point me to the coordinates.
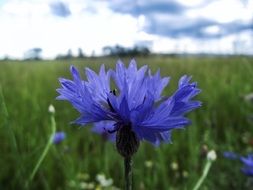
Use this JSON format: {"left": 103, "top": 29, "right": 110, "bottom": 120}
{"left": 192, "top": 160, "right": 212, "bottom": 190}
{"left": 26, "top": 111, "right": 56, "bottom": 188}
{"left": 124, "top": 156, "right": 133, "bottom": 190}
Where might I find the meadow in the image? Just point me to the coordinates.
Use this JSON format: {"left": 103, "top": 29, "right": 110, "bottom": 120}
{"left": 1, "top": 56, "right": 253, "bottom": 190}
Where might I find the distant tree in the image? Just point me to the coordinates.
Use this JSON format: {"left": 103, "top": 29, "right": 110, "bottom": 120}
{"left": 91, "top": 50, "right": 96, "bottom": 57}
{"left": 2, "top": 55, "right": 10, "bottom": 61}
{"left": 114, "top": 45, "right": 126, "bottom": 56}
{"left": 102, "top": 45, "right": 150, "bottom": 57}
{"left": 102, "top": 46, "right": 113, "bottom": 56}
{"left": 24, "top": 48, "right": 42, "bottom": 60}
{"left": 66, "top": 49, "right": 73, "bottom": 59}
{"left": 137, "top": 46, "right": 150, "bottom": 56}
{"left": 77, "top": 48, "right": 85, "bottom": 58}
{"left": 55, "top": 49, "right": 76, "bottom": 60}
{"left": 55, "top": 54, "right": 65, "bottom": 60}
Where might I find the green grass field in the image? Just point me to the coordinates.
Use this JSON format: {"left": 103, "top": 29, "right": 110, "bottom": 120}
{"left": 1, "top": 56, "right": 253, "bottom": 190}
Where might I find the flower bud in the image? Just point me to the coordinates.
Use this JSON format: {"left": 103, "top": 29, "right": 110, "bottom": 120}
{"left": 116, "top": 124, "right": 140, "bottom": 158}
{"left": 207, "top": 150, "right": 217, "bottom": 161}
{"left": 53, "top": 131, "right": 66, "bottom": 144}
{"left": 48, "top": 104, "right": 55, "bottom": 114}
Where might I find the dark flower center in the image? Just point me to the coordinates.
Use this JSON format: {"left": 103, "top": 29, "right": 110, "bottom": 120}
{"left": 116, "top": 124, "right": 140, "bottom": 158}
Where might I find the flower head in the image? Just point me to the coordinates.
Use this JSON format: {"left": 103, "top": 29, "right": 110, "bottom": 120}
{"left": 53, "top": 131, "right": 66, "bottom": 144}
{"left": 240, "top": 154, "right": 253, "bottom": 177}
{"left": 57, "top": 59, "right": 201, "bottom": 155}
{"left": 223, "top": 151, "right": 238, "bottom": 160}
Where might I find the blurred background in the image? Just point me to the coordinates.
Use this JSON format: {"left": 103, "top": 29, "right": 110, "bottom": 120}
{"left": 0, "top": 0, "right": 253, "bottom": 190}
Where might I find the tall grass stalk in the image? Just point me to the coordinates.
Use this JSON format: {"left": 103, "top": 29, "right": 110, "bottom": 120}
{"left": 26, "top": 107, "right": 56, "bottom": 187}
{"left": 0, "top": 85, "right": 18, "bottom": 153}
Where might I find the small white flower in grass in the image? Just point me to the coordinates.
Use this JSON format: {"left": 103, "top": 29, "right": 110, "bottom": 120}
{"left": 96, "top": 174, "right": 113, "bottom": 187}
{"left": 96, "top": 174, "right": 106, "bottom": 182}
{"left": 80, "top": 182, "right": 94, "bottom": 189}
{"left": 48, "top": 104, "right": 55, "bottom": 114}
{"left": 182, "top": 170, "right": 189, "bottom": 178}
{"left": 144, "top": 160, "right": 153, "bottom": 168}
{"left": 171, "top": 161, "right": 179, "bottom": 171}
{"left": 207, "top": 150, "right": 217, "bottom": 161}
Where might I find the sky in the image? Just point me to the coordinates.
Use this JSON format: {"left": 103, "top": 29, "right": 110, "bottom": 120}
{"left": 0, "top": 0, "right": 252, "bottom": 59}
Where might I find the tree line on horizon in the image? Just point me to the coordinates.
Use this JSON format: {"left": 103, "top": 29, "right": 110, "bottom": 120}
{"left": 0, "top": 45, "right": 151, "bottom": 61}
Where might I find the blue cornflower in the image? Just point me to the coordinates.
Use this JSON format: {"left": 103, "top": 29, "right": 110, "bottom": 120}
{"left": 53, "top": 131, "right": 66, "bottom": 144}
{"left": 57, "top": 59, "right": 201, "bottom": 157}
{"left": 223, "top": 151, "right": 238, "bottom": 160}
{"left": 240, "top": 154, "right": 253, "bottom": 177}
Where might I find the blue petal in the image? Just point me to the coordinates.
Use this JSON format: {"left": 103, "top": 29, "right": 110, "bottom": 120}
{"left": 128, "top": 74, "right": 147, "bottom": 109}
{"left": 137, "top": 96, "right": 191, "bottom": 132}
{"left": 178, "top": 75, "right": 192, "bottom": 88}
{"left": 131, "top": 91, "right": 154, "bottom": 125}
{"left": 119, "top": 96, "right": 131, "bottom": 123}
{"left": 139, "top": 129, "right": 157, "bottom": 144}
{"left": 171, "top": 101, "right": 202, "bottom": 116}
{"left": 59, "top": 78, "right": 76, "bottom": 92}
{"left": 57, "top": 66, "right": 113, "bottom": 125}
{"left": 141, "top": 117, "right": 190, "bottom": 131}
{"left": 241, "top": 154, "right": 253, "bottom": 167}
{"left": 173, "top": 85, "right": 200, "bottom": 102}
{"left": 148, "top": 69, "right": 170, "bottom": 101}
{"left": 157, "top": 131, "right": 172, "bottom": 144}
{"left": 241, "top": 167, "right": 253, "bottom": 177}
{"left": 92, "top": 121, "right": 116, "bottom": 142}
{"left": 128, "top": 59, "right": 138, "bottom": 74}
{"left": 85, "top": 64, "right": 110, "bottom": 102}
{"left": 70, "top": 66, "right": 82, "bottom": 85}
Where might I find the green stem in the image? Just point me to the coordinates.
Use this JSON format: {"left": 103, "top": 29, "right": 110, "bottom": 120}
{"left": 124, "top": 156, "right": 133, "bottom": 190}
{"left": 192, "top": 160, "right": 212, "bottom": 190}
{"left": 27, "top": 112, "right": 56, "bottom": 187}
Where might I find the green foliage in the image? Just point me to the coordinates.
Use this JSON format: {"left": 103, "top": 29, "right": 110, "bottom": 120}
{"left": 0, "top": 56, "right": 253, "bottom": 189}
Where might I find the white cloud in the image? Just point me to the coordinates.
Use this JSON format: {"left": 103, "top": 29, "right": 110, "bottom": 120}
{"left": 202, "top": 25, "right": 221, "bottom": 35}
{"left": 151, "top": 30, "right": 253, "bottom": 55}
{"left": 0, "top": 0, "right": 252, "bottom": 59}
{"left": 186, "top": 0, "right": 253, "bottom": 23}
{"left": 177, "top": 0, "right": 207, "bottom": 6}
{"left": 0, "top": 0, "right": 141, "bottom": 58}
